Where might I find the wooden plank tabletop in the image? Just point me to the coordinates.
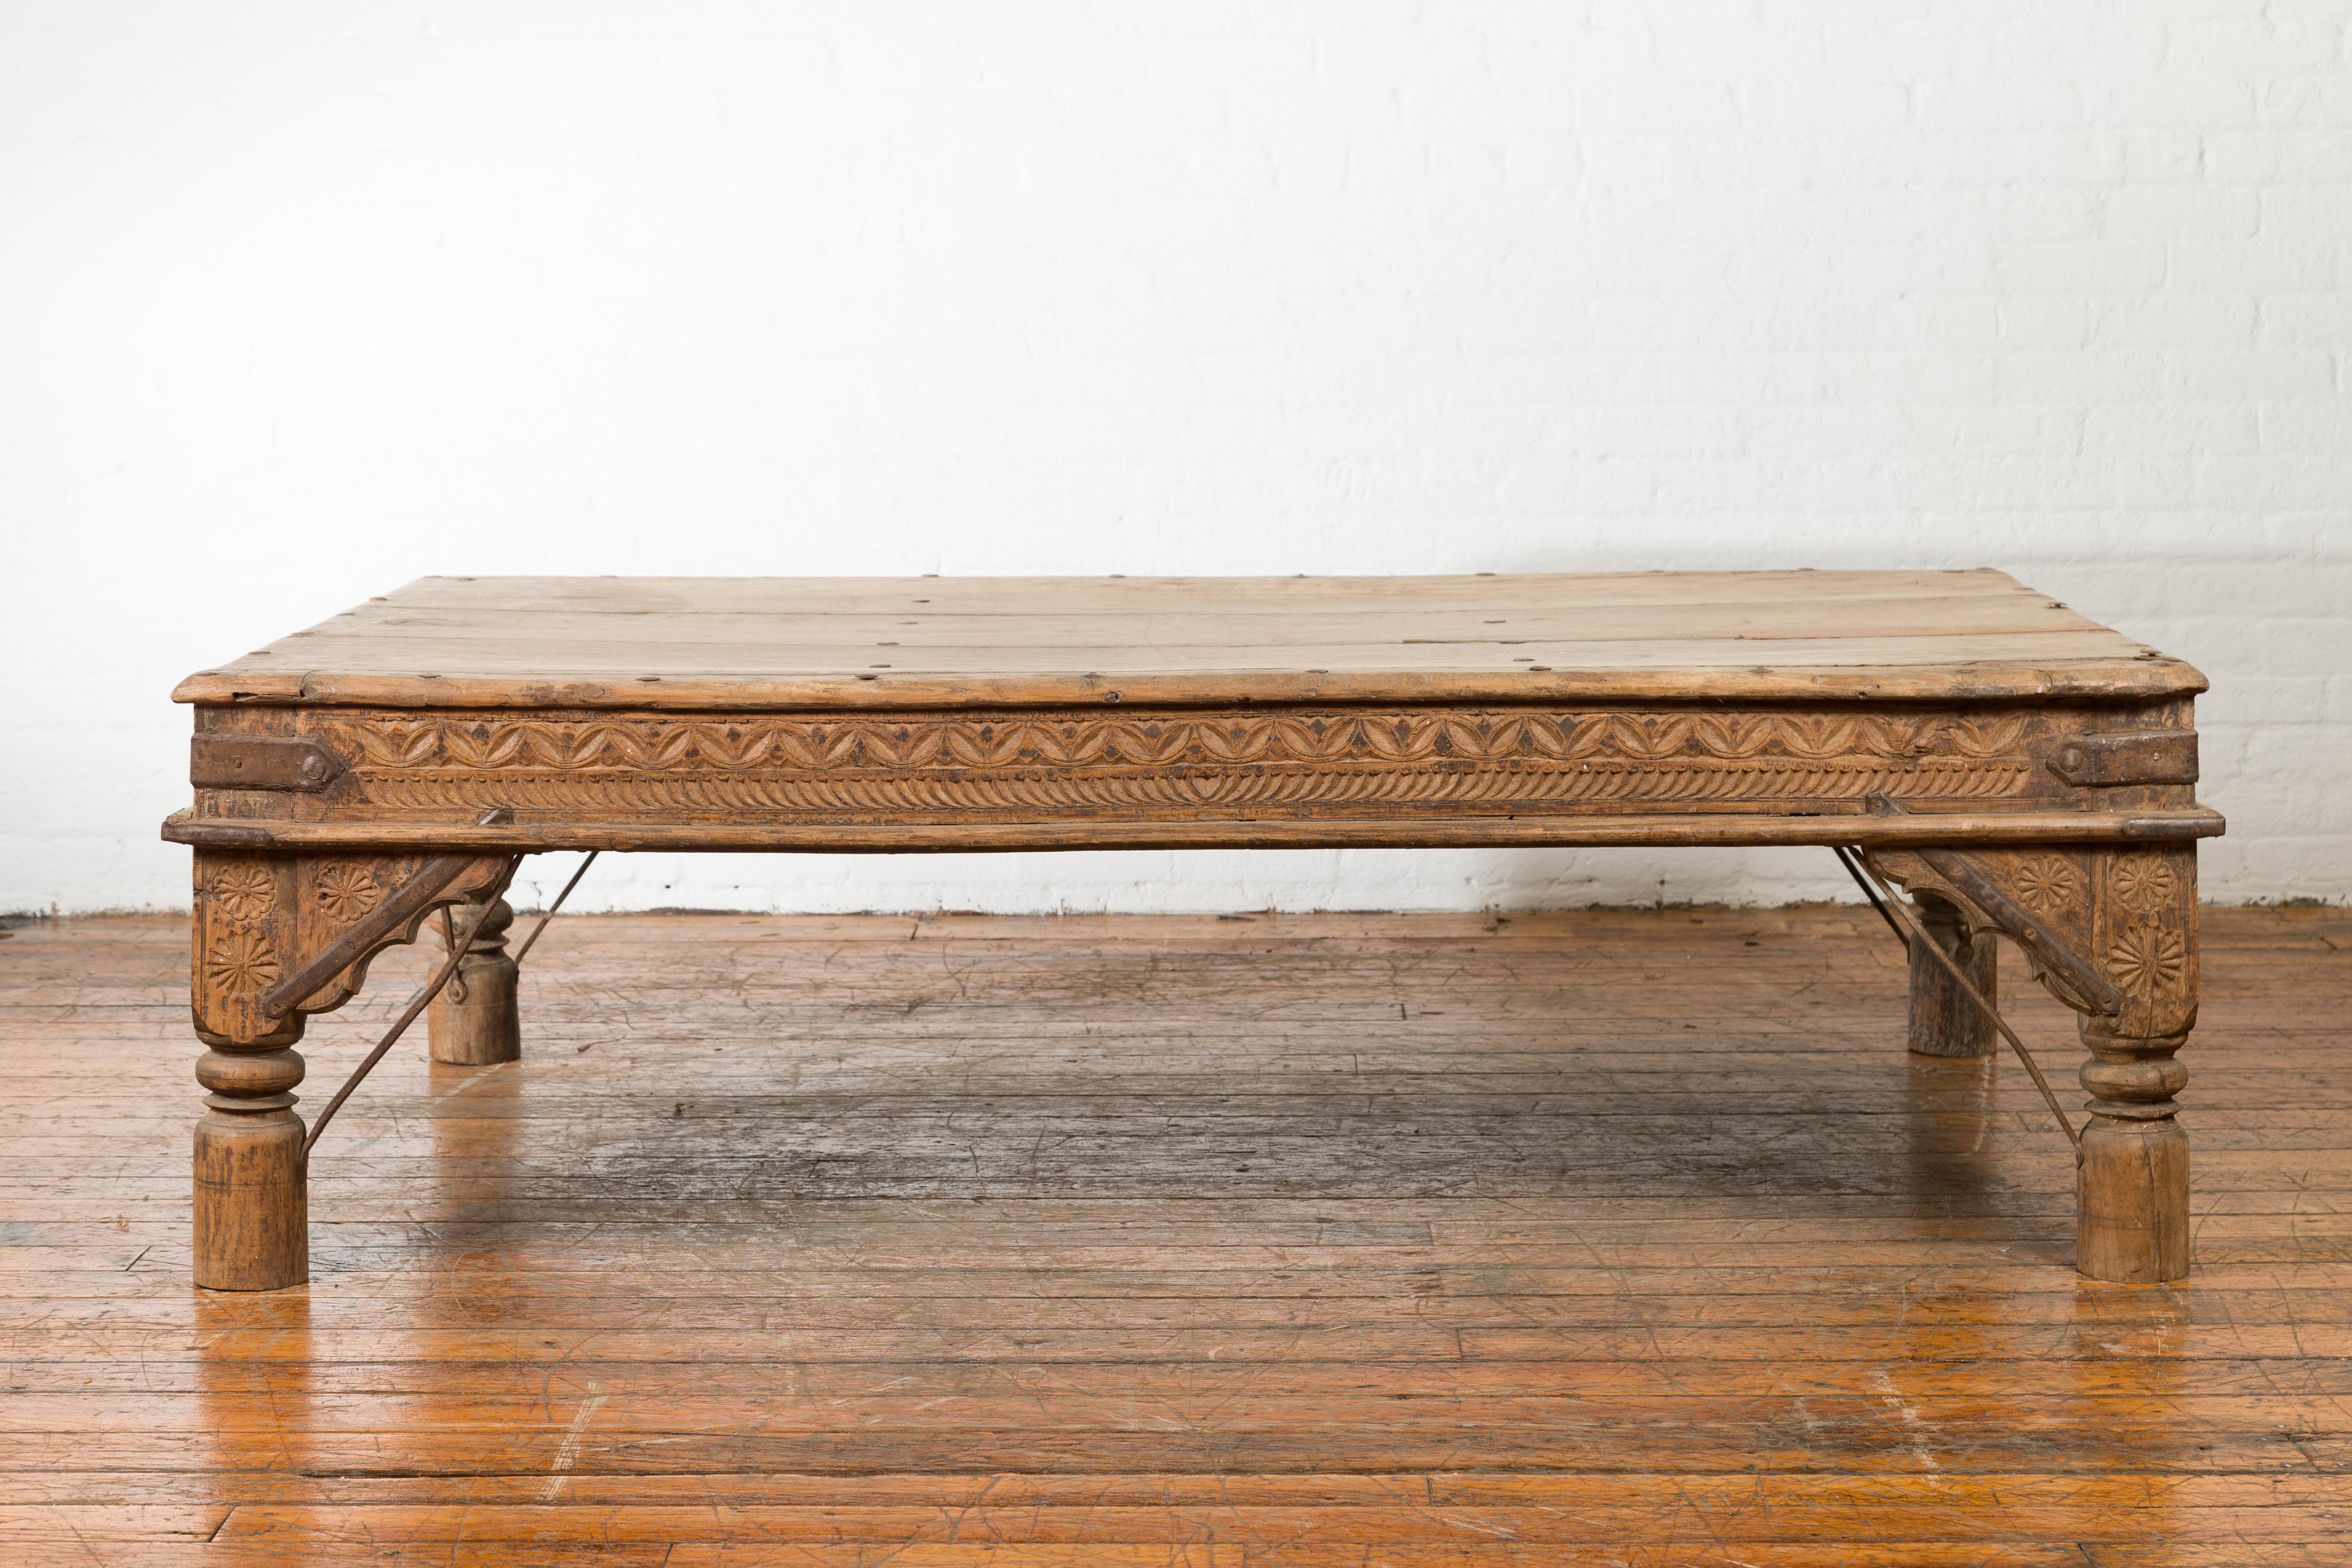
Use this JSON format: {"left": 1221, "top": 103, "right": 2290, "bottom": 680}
{"left": 175, "top": 569, "right": 2204, "bottom": 710}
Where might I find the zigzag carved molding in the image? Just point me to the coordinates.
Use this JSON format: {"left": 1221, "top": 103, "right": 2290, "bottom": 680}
{"left": 321, "top": 709, "right": 2037, "bottom": 774}
{"left": 292, "top": 707, "right": 2049, "bottom": 820}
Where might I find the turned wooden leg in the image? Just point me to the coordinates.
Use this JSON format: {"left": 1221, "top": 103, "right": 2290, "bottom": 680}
{"left": 2073, "top": 848, "right": 2198, "bottom": 1284}
{"left": 2076, "top": 1020, "right": 2191, "bottom": 1282}
{"left": 193, "top": 1021, "right": 309, "bottom": 1290}
{"left": 191, "top": 852, "right": 310, "bottom": 1290}
{"left": 427, "top": 897, "right": 521, "bottom": 1065}
{"left": 1907, "top": 892, "right": 1996, "bottom": 1058}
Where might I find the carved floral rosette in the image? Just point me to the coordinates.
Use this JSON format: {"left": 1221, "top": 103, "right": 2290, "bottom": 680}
{"left": 192, "top": 849, "right": 508, "bottom": 1044}
{"left": 285, "top": 706, "right": 2086, "bottom": 824}
{"left": 1866, "top": 843, "right": 2199, "bottom": 1041}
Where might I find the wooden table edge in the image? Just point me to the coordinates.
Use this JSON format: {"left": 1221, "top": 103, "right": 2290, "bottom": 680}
{"left": 170, "top": 660, "right": 2211, "bottom": 710}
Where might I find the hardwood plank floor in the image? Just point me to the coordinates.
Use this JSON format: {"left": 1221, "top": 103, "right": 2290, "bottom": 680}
{"left": 0, "top": 903, "right": 2346, "bottom": 1565}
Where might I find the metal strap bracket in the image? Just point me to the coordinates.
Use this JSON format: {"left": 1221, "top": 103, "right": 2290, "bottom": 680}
{"left": 191, "top": 735, "right": 346, "bottom": 793}
{"left": 1831, "top": 845, "right": 2080, "bottom": 1155}
{"left": 301, "top": 855, "right": 524, "bottom": 1164}
{"left": 300, "top": 848, "right": 600, "bottom": 1167}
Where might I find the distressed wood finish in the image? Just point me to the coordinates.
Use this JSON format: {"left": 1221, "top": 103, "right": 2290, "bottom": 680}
{"left": 3, "top": 907, "right": 2347, "bottom": 1564}
{"left": 161, "top": 571, "right": 2223, "bottom": 1288}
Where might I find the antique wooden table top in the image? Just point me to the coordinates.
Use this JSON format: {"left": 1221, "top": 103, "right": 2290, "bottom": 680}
{"left": 163, "top": 568, "right": 2220, "bottom": 855}
{"left": 178, "top": 567, "right": 2192, "bottom": 708}
{"left": 164, "top": 569, "right": 2220, "bottom": 1293}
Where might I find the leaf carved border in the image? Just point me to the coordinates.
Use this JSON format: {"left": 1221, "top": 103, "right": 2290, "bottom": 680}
{"left": 294, "top": 706, "right": 2064, "bottom": 822}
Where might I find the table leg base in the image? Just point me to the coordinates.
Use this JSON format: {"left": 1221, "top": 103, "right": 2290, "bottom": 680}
{"left": 427, "top": 962, "right": 521, "bottom": 1064}
{"left": 2076, "top": 1114, "right": 2190, "bottom": 1283}
{"left": 193, "top": 1107, "right": 309, "bottom": 1291}
{"left": 1907, "top": 892, "right": 1997, "bottom": 1058}
{"left": 427, "top": 898, "right": 521, "bottom": 1066}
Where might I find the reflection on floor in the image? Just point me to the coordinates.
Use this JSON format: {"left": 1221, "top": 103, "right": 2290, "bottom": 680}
{"left": 3, "top": 905, "right": 2348, "bottom": 1564}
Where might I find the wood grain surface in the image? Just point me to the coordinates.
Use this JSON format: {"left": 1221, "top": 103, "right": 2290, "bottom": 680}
{"left": 3, "top": 904, "right": 2346, "bottom": 1563}
{"left": 172, "top": 570, "right": 2206, "bottom": 709}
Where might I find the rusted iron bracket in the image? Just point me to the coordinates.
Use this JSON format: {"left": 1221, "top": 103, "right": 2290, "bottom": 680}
{"left": 300, "top": 854, "right": 525, "bottom": 1164}
{"left": 1835, "top": 845, "right": 2079, "bottom": 1153}
{"left": 2047, "top": 730, "right": 2198, "bottom": 787}
{"left": 511, "top": 852, "right": 599, "bottom": 968}
{"left": 1831, "top": 845, "right": 1907, "bottom": 945}
{"left": 190, "top": 735, "right": 346, "bottom": 792}
{"left": 257, "top": 808, "right": 515, "bottom": 1018}
{"left": 432, "top": 849, "right": 602, "bottom": 1004}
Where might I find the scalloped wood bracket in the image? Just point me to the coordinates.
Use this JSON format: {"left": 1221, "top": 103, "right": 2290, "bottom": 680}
{"left": 1862, "top": 836, "right": 2198, "bottom": 1283}
{"left": 1859, "top": 842, "right": 2197, "bottom": 1041}
{"left": 192, "top": 848, "right": 514, "bottom": 1045}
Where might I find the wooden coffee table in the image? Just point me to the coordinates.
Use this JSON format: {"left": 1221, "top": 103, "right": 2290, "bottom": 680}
{"left": 163, "top": 571, "right": 2220, "bottom": 1290}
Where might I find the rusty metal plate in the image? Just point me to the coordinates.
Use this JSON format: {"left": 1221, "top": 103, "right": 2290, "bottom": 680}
{"left": 190, "top": 735, "right": 346, "bottom": 792}
{"left": 2047, "top": 731, "right": 2198, "bottom": 787}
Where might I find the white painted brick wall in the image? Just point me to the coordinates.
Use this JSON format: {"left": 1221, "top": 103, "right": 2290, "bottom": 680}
{"left": 3, "top": 0, "right": 2345, "bottom": 914}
